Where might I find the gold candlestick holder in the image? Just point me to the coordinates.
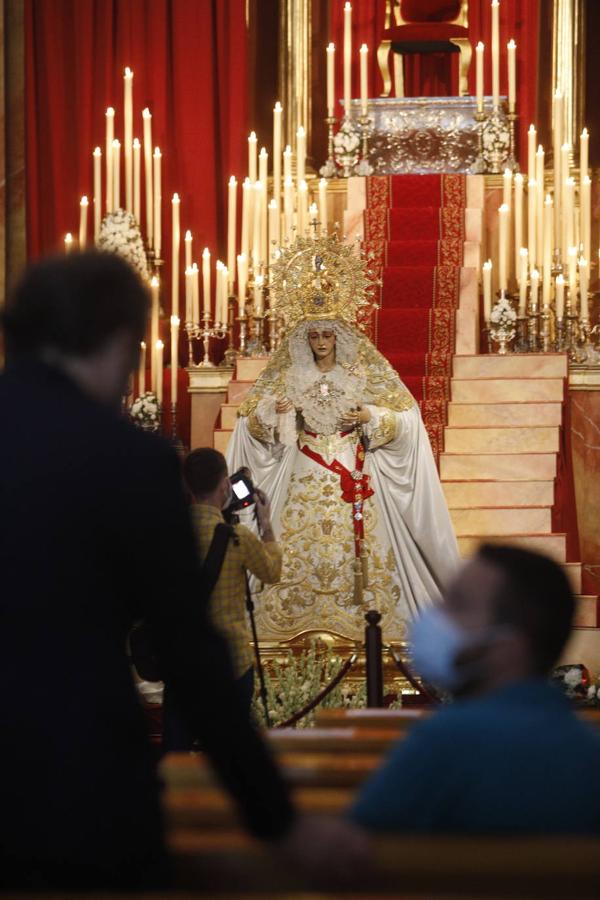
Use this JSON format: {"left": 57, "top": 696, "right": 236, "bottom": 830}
{"left": 540, "top": 306, "right": 552, "bottom": 353}
{"left": 319, "top": 116, "right": 338, "bottom": 178}
{"left": 506, "top": 111, "right": 519, "bottom": 172}
{"left": 185, "top": 313, "right": 227, "bottom": 368}
{"left": 221, "top": 294, "right": 239, "bottom": 368}
{"left": 246, "top": 312, "right": 267, "bottom": 357}
{"left": 527, "top": 305, "right": 540, "bottom": 352}
{"left": 355, "top": 115, "right": 374, "bottom": 177}
{"left": 473, "top": 110, "right": 487, "bottom": 175}
{"left": 515, "top": 313, "right": 529, "bottom": 352}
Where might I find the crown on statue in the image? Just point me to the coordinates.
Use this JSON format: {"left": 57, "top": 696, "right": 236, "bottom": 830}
{"left": 269, "top": 231, "right": 380, "bottom": 333}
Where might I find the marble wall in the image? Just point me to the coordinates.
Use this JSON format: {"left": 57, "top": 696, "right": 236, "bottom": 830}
{"left": 570, "top": 387, "right": 600, "bottom": 597}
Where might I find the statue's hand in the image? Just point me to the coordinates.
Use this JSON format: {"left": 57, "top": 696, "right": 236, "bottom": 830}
{"left": 276, "top": 397, "right": 294, "bottom": 414}
{"left": 340, "top": 406, "right": 371, "bottom": 428}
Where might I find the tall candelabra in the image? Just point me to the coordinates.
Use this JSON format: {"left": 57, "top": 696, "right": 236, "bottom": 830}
{"left": 185, "top": 314, "right": 228, "bottom": 367}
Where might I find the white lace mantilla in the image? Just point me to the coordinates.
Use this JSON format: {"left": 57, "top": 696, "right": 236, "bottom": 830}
{"left": 286, "top": 363, "right": 365, "bottom": 436}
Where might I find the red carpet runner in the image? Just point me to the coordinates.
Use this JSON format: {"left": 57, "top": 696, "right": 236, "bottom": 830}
{"left": 363, "top": 174, "right": 466, "bottom": 463}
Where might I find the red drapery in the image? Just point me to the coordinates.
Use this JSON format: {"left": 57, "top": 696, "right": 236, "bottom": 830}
{"left": 328, "top": 0, "right": 539, "bottom": 167}
{"left": 25, "top": 0, "right": 248, "bottom": 262}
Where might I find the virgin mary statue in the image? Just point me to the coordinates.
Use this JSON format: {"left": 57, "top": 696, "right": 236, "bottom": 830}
{"left": 226, "top": 233, "right": 458, "bottom": 642}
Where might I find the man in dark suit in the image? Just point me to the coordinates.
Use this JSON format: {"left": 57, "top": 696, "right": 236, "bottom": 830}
{"left": 0, "top": 252, "right": 366, "bottom": 891}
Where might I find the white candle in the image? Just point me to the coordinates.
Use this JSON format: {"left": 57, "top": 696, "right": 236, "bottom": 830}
{"left": 503, "top": 168, "right": 512, "bottom": 209}
{"left": 268, "top": 199, "right": 280, "bottom": 256}
{"left": 343, "top": 2, "right": 352, "bottom": 117}
{"left": 519, "top": 248, "right": 528, "bottom": 314}
{"left": 237, "top": 254, "right": 247, "bottom": 305}
{"left": 553, "top": 90, "right": 563, "bottom": 254}
{"left": 514, "top": 174, "right": 524, "bottom": 275}
{"left": 482, "top": 259, "right": 493, "bottom": 322}
{"left": 138, "top": 341, "right": 146, "bottom": 396}
{"left": 491, "top": 0, "right": 500, "bottom": 108}
{"left": 252, "top": 181, "right": 263, "bottom": 270}
{"left": 227, "top": 176, "right": 237, "bottom": 289}
{"left": 79, "top": 196, "right": 89, "bottom": 249}
{"left": 561, "top": 143, "right": 571, "bottom": 261}
{"left": 283, "top": 145, "right": 292, "bottom": 180}
{"left": 579, "top": 257, "right": 589, "bottom": 318}
{"left": 215, "top": 261, "right": 223, "bottom": 324}
{"left": 112, "top": 139, "right": 121, "bottom": 210}
{"left": 530, "top": 268, "right": 540, "bottom": 310}
{"left": 192, "top": 263, "right": 200, "bottom": 325}
{"left": 555, "top": 274, "right": 565, "bottom": 320}
{"left": 248, "top": 131, "right": 258, "bottom": 182}
{"left": 93, "top": 148, "right": 102, "bottom": 241}
{"left": 581, "top": 175, "right": 592, "bottom": 263}
{"left": 359, "top": 44, "right": 369, "bottom": 116}
{"left": 105, "top": 107, "right": 114, "bottom": 212}
{"left": 327, "top": 43, "right": 335, "bottom": 116}
{"left": 297, "top": 179, "right": 308, "bottom": 236}
{"left": 259, "top": 147, "right": 268, "bottom": 187}
{"left": 153, "top": 148, "right": 162, "bottom": 258}
{"left": 296, "top": 127, "right": 306, "bottom": 185}
{"left": 527, "top": 125, "right": 536, "bottom": 181}
{"left": 241, "top": 178, "right": 251, "bottom": 261}
{"left": 254, "top": 274, "right": 264, "bottom": 316}
{"left": 564, "top": 176, "right": 575, "bottom": 254}
{"left": 220, "top": 265, "right": 229, "bottom": 326}
{"left": 535, "top": 145, "right": 545, "bottom": 267}
{"left": 185, "top": 230, "right": 193, "bottom": 270}
{"left": 284, "top": 175, "right": 294, "bottom": 243}
{"left": 542, "top": 193, "right": 553, "bottom": 308}
{"left": 202, "top": 248, "right": 211, "bottom": 316}
{"left": 476, "top": 42, "right": 484, "bottom": 114}
{"left": 580, "top": 127, "right": 589, "bottom": 177}
{"left": 273, "top": 102, "right": 283, "bottom": 203}
{"left": 150, "top": 276, "right": 159, "bottom": 393}
{"left": 507, "top": 40, "right": 516, "bottom": 113}
{"left": 185, "top": 267, "right": 193, "bottom": 324}
{"left": 568, "top": 246, "right": 578, "bottom": 298}
{"left": 64, "top": 232, "right": 73, "bottom": 254}
{"left": 498, "top": 204, "right": 509, "bottom": 292}
{"left": 142, "top": 109, "right": 153, "bottom": 247}
{"left": 133, "top": 138, "right": 141, "bottom": 225}
{"left": 527, "top": 177, "right": 537, "bottom": 268}
{"left": 124, "top": 67, "right": 133, "bottom": 212}
{"left": 171, "top": 194, "right": 180, "bottom": 319}
{"left": 170, "top": 316, "right": 179, "bottom": 404}
{"left": 155, "top": 340, "right": 164, "bottom": 406}
{"left": 319, "top": 177, "right": 328, "bottom": 235}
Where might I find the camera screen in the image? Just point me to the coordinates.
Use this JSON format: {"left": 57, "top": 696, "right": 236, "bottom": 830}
{"left": 232, "top": 480, "right": 251, "bottom": 500}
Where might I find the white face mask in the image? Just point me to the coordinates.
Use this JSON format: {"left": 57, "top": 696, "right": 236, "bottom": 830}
{"left": 410, "top": 605, "right": 472, "bottom": 693}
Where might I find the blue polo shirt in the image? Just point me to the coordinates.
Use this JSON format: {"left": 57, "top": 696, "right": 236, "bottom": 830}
{"left": 351, "top": 679, "right": 600, "bottom": 833}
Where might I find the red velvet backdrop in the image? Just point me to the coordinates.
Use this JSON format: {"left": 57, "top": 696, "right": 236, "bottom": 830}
{"left": 25, "top": 0, "right": 248, "bottom": 262}
{"left": 329, "top": 0, "right": 539, "bottom": 167}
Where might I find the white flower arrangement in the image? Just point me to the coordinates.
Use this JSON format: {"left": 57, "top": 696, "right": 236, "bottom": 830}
{"left": 97, "top": 209, "right": 150, "bottom": 282}
{"left": 490, "top": 295, "right": 517, "bottom": 330}
{"left": 130, "top": 392, "right": 160, "bottom": 431}
{"left": 333, "top": 118, "right": 361, "bottom": 157}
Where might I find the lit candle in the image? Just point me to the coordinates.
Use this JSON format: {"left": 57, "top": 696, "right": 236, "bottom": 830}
{"left": 254, "top": 273, "right": 264, "bottom": 316}
{"left": 260, "top": 174, "right": 268, "bottom": 270}
{"left": 79, "top": 196, "right": 89, "bottom": 249}
{"left": 476, "top": 42, "right": 484, "bottom": 114}
{"left": 568, "top": 246, "right": 578, "bottom": 299}
{"left": 552, "top": 90, "right": 563, "bottom": 254}
{"left": 155, "top": 340, "right": 164, "bottom": 406}
{"left": 483, "top": 259, "right": 493, "bottom": 322}
{"left": 268, "top": 199, "right": 280, "bottom": 256}
{"left": 297, "top": 179, "right": 308, "bottom": 236}
{"left": 326, "top": 43, "right": 335, "bottom": 117}
{"left": 527, "top": 125, "right": 536, "bottom": 181}
{"left": 133, "top": 138, "right": 141, "bottom": 224}
{"left": 319, "top": 178, "right": 328, "bottom": 235}
{"left": 283, "top": 145, "right": 292, "bottom": 180}
{"left": 112, "top": 140, "right": 121, "bottom": 210}
{"left": 579, "top": 257, "right": 589, "bottom": 319}
{"left": 192, "top": 263, "right": 200, "bottom": 324}
{"left": 502, "top": 168, "right": 512, "bottom": 209}
{"left": 202, "top": 248, "right": 211, "bottom": 316}
{"left": 360, "top": 44, "right": 369, "bottom": 116}
{"left": 123, "top": 67, "right": 133, "bottom": 212}
{"left": 142, "top": 109, "right": 153, "bottom": 247}
{"left": 248, "top": 131, "right": 258, "bottom": 183}
{"left": 170, "top": 316, "right": 179, "bottom": 404}
{"left": 171, "top": 194, "right": 180, "bottom": 319}
{"left": 227, "top": 176, "right": 237, "bottom": 289}
{"left": 105, "top": 107, "right": 114, "bottom": 212}
{"left": 241, "top": 178, "right": 251, "bottom": 260}
{"left": 296, "top": 127, "right": 306, "bottom": 185}
{"left": 564, "top": 177, "right": 575, "bottom": 255}
{"left": 237, "top": 254, "right": 247, "bottom": 305}
{"left": 138, "top": 341, "right": 146, "bottom": 396}
{"left": 555, "top": 274, "right": 565, "bottom": 321}
{"left": 215, "top": 261, "right": 223, "bottom": 325}
{"left": 64, "top": 232, "right": 73, "bottom": 254}
{"left": 92, "top": 148, "right": 102, "bottom": 242}
{"left": 498, "top": 204, "right": 509, "bottom": 292}
{"left": 150, "top": 276, "right": 159, "bottom": 393}
{"left": 519, "top": 248, "right": 528, "bottom": 314}
{"left": 343, "top": 2, "right": 352, "bottom": 117}
{"left": 185, "top": 230, "right": 193, "bottom": 270}
{"left": 252, "top": 181, "right": 263, "bottom": 271}
{"left": 284, "top": 175, "right": 294, "bottom": 243}
{"left": 273, "top": 101, "right": 283, "bottom": 203}
{"left": 560, "top": 142, "right": 571, "bottom": 262}
{"left": 542, "top": 193, "right": 553, "bottom": 308}
{"left": 153, "top": 148, "right": 162, "bottom": 258}
{"left": 185, "top": 267, "right": 193, "bottom": 324}
{"left": 530, "top": 268, "right": 540, "bottom": 310}
{"left": 259, "top": 147, "right": 268, "bottom": 187}
{"left": 580, "top": 127, "right": 589, "bottom": 177}
{"left": 507, "top": 40, "right": 516, "bottom": 113}
{"left": 220, "top": 265, "right": 229, "bottom": 326}
{"left": 535, "top": 145, "right": 545, "bottom": 267}
{"left": 491, "top": 0, "right": 500, "bottom": 108}
{"left": 527, "top": 177, "right": 537, "bottom": 269}
{"left": 514, "top": 174, "right": 523, "bottom": 275}
{"left": 581, "top": 175, "right": 592, "bottom": 263}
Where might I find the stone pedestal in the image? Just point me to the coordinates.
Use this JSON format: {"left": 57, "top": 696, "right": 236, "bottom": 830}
{"left": 187, "top": 367, "right": 233, "bottom": 450}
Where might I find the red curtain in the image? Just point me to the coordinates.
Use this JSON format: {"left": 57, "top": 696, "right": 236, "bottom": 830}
{"left": 328, "top": 0, "right": 539, "bottom": 167}
{"left": 25, "top": 0, "right": 248, "bottom": 262}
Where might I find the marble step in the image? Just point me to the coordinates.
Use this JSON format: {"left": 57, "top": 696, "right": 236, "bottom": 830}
{"left": 444, "top": 425, "right": 559, "bottom": 455}
{"left": 565, "top": 563, "right": 583, "bottom": 594}
{"left": 214, "top": 429, "right": 232, "bottom": 454}
{"left": 575, "top": 596, "right": 598, "bottom": 628}
{"left": 450, "top": 507, "right": 552, "bottom": 537}
{"left": 227, "top": 381, "right": 253, "bottom": 404}
{"left": 452, "top": 378, "right": 565, "bottom": 403}
{"left": 458, "top": 532, "right": 566, "bottom": 562}
{"left": 236, "top": 357, "right": 268, "bottom": 381}
{"left": 443, "top": 480, "right": 555, "bottom": 509}
{"left": 441, "top": 452, "right": 557, "bottom": 481}
{"left": 453, "top": 353, "right": 568, "bottom": 380}
{"left": 221, "top": 404, "right": 240, "bottom": 429}
{"left": 448, "top": 402, "right": 563, "bottom": 428}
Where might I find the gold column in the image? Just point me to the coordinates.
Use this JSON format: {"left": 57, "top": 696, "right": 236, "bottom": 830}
{"left": 278, "top": 0, "right": 312, "bottom": 162}
{"left": 552, "top": 0, "right": 585, "bottom": 157}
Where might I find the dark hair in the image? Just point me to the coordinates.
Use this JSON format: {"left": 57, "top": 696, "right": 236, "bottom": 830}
{"left": 3, "top": 251, "right": 149, "bottom": 357}
{"left": 477, "top": 544, "right": 575, "bottom": 674}
{"left": 183, "top": 448, "right": 228, "bottom": 498}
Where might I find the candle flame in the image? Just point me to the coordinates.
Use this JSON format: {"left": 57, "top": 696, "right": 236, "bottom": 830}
{"left": 133, "top": 138, "right": 140, "bottom": 148}
{"left": 124, "top": 67, "right": 133, "bottom": 78}
{"left": 156, "top": 340, "right": 164, "bottom": 350}
{"left": 80, "top": 196, "right": 89, "bottom": 206}
{"left": 154, "top": 147, "right": 161, "bottom": 157}
{"left": 93, "top": 146, "right": 102, "bottom": 156}
{"left": 151, "top": 276, "right": 159, "bottom": 287}
{"left": 170, "top": 315, "right": 180, "bottom": 327}
{"left": 64, "top": 233, "right": 73, "bottom": 242}
{"left": 172, "top": 193, "right": 180, "bottom": 202}
{"left": 185, "top": 230, "right": 192, "bottom": 240}
{"left": 140, "top": 341, "right": 146, "bottom": 349}
{"left": 203, "top": 247, "right": 210, "bottom": 258}
{"left": 142, "top": 108, "right": 151, "bottom": 118}
{"left": 106, "top": 107, "right": 115, "bottom": 116}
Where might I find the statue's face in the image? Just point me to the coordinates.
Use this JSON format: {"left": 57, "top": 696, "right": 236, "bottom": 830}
{"left": 308, "top": 328, "right": 336, "bottom": 362}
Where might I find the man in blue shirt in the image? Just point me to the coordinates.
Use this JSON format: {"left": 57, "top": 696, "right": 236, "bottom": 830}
{"left": 352, "top": 544, "right": 600, "bottom": 833}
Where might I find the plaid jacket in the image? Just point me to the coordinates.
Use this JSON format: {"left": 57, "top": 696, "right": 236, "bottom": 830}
{"left": 190, "top": 503, "right": 282, "bottom": 677}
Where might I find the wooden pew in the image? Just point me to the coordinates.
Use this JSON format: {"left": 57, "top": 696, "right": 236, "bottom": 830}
{"left": 315, "top": 707, "right": 430, "bottom": 730}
